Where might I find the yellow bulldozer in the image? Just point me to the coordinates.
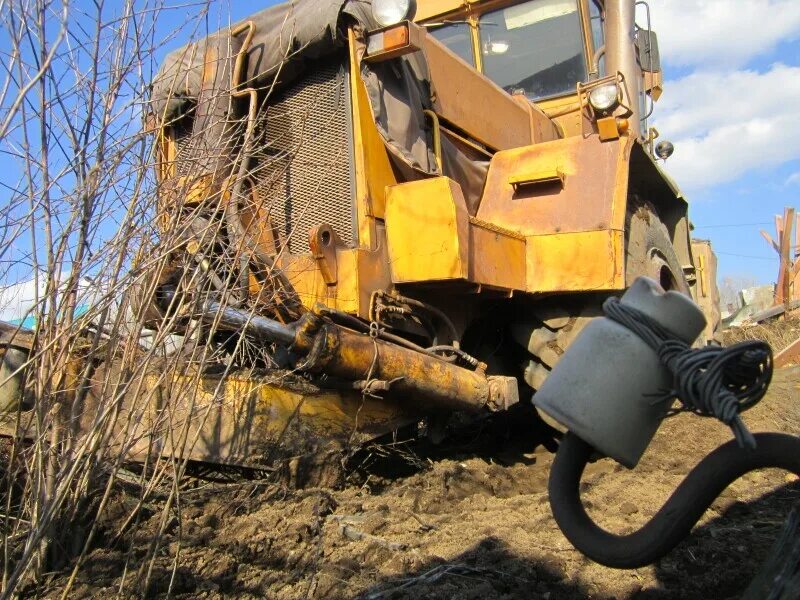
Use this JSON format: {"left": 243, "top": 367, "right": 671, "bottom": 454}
{"left": 1, "top": 0, "right": 719, "bottom": 483}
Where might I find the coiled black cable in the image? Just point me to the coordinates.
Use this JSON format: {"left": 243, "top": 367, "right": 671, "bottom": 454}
{"left": 550, "top": 432, "right": 800, "bottom": 569}
{"left": 547, "top": 297, "right": 795, "bottom": 569}
{"left": 602, "top": 296, "right": 773, "bottom": 449}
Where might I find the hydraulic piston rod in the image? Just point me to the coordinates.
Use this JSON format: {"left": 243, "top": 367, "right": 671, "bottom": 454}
{"left": 204, "top": 300, "right": 297, "bottom": 346}
{"left": 201, "top": 303, "right": 518, "bottom": 414}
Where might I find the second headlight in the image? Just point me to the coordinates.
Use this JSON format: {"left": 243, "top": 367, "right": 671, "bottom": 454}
{"left": 588, "top": 83, "right": 620, "bottom": 113}
{"left": 372, "top": 0, "right": 417, "bottom": 27}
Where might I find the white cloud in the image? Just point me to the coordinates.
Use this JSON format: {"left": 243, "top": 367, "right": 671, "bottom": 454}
{"left": 648, "top": 0, "right": 800, "bottom": 67}
{"left": 786, "top": 172, "right": 800, "bottom": 186}
{"left": 655, "top": 64, "right": 800, "bottom": 190}
{"left": 656, "top": 64, "right": 800, "bottom": 139}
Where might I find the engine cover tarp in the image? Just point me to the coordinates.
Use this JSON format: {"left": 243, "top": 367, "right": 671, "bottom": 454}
{"left": 151, "top": 0, "right": 373, "bottom": 121}
{"left": 150, "top": 0, "right": 485, "bottom": 202}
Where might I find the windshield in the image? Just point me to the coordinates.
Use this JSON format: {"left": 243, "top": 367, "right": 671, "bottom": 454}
{"left": 479, "top": 0, "right": 588, "bottom": 99}
{"left": 429, "top": 22, "right": 475, "bottom": 66}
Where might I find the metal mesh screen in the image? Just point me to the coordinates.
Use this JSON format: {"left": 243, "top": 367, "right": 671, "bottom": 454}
{"left": 172, "top": 125, "right": 205, "bottom": 179}
{"left": 251, "top": 60, "right": 355, "bottom": 254}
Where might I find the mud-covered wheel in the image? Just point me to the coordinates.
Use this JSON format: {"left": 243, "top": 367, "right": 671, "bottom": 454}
{"left": 625, "top": 201, "right": 690, "bottom": 294}
{"left": 515, "top": 201, "right": 689, "bottom": 393}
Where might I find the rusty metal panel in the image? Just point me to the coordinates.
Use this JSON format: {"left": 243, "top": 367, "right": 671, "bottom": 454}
{"left": 691, "top": 239, "right": 722, "bottom": 341}
{"left": 469, "top": 219, "right": 527, "bottom": 290}
{"left": 0, "top": 365, "right": 415, "bottom": 471}
{"left": 423, "top": 31, "right": 534, "bottom": 150}
{"left": 477, "top": 135, "right": 627, "bottom": 237}
{"left": 526, "top": 230, "right": 625, "bottom": 292}
{"left": 144, "top": 373, "right": 410, "bottom": 468}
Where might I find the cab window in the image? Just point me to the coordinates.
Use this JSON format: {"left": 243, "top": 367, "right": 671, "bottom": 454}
{"left": 590, "top": 0, "right": 606, "bottom": 75}
{"left": 478, "top": 0, "right": 588, "bottom": 100}
{"left": 429, "top": 22, "right": 475, "bottom": 67}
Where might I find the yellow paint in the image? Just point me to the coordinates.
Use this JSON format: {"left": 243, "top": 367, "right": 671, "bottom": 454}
{"left": 478, "top": 135, "right": 618, "bottom": 237}
{"left": 697, "top": 253, "right": 707, "bottom": 297}
{"left": 386, "top": 177, "right": 470, "bottom": 283}
{"left": 597, "top": 116, "right": 621, "bottom": 141}
{"left": 348, "top": 30, "right": 400, "bottom": 246}
{"left": 526, "top": 230, "right": 625, "bottom": 292}
{"left": 415, "top": 0, "right": 469, "bottom": 21}
{"left": 385, "top": 177, "right": 528, "bottom": 290}
{"left": 282, "top": 255, "right": 329, "bottom": 311}
{"left": 539, "top": 95, "right": 584, "bottom": 137}
{"left": 283, "top": 243, "right": 392, "bottom": 318}
{"left": 179, "top": 174, "right": 215, "bottom": 205}
{"left": 610, "top": 136, "right": 636, "bottom": 231}
{"left": 509, "top": 169, "right": 565, "bottom": 189}
{"left": 133, "top": 371, "right": 413, "bottom": 467}
{"left": 334, "top": 249, "right": 360, "bottom": 313}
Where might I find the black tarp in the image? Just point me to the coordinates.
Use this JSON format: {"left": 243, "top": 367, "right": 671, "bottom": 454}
{"left": 151, "top": 0, "right": 487, "bottom": 207}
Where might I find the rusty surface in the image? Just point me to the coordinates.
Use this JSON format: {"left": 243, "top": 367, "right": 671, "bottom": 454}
{"left": 691, "top": 239, "right": 722, "bottom": 342}
{"left": 422, "top": 26, "right": 535, "bottom": 151}
{"left": 478, "top": 135, "right": 626, "bottom": 237}
{"left": 293, "top": 313, "right": 516, "bottom": 414}
{"left": 0, "top": 360, "right": 416, "bottom": 472}
{"left": 775, "top": 337, "right": 800, "bottom": 368}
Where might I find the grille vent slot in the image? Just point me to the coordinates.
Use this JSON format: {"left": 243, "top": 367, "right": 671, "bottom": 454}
{"left": 251, "top": 60, "right": 355, "bottom": 254}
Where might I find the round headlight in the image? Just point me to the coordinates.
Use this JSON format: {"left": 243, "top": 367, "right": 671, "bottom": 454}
{"left": 372, "top": 0, "right": 416, "bottom": 27}
{"left": 588, "top": 83, "right": 620, "bottom": 113}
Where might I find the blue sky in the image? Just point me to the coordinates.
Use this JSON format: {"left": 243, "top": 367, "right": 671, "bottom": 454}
{"left": 4, "top": 0, "right": 795, "bottom": 293}
{"left": 648, "top": 0, "right": 800, "bottom": 285}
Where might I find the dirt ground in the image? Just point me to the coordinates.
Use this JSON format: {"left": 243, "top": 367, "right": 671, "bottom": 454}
{"left": 40, "top": 364, "right": 799, "bottom": 600}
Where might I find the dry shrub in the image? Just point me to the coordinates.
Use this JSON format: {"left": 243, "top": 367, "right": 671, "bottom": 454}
{"left": 721, "top": 314, "right": 800, "bottom": 354}
{"left": 0, "top": 1, "right": 319, "bottom": 596}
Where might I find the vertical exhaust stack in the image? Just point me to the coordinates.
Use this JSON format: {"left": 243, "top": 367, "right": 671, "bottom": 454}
{"left": 605, "top": 0, "right": 641, "bottom": 139}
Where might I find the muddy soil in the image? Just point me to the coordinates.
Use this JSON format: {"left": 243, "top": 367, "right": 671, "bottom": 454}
{"left": 42, "top": 366, "right": 799, "bottom": 599}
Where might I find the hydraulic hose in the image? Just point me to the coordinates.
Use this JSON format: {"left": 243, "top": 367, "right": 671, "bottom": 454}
{"left": 548, "top": 431, "right": 800, "bottom": 569}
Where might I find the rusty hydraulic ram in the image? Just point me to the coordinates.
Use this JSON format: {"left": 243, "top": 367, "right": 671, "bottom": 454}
{"left": 204, "top": 302, "right": 518, "bottom": 413}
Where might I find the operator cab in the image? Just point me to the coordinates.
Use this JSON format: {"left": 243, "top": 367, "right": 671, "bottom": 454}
{"left": 416, "top": 0, "right": 662, "bottom": 144}
{"left": 428, "top": 0, "right": 604, "bottom": 101}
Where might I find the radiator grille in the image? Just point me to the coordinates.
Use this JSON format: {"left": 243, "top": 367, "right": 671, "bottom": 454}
{"left": 172, "top": 125, "right": 205, "bottom": 179}
{"left": 251, "top": 60, "right": 355, "bottom": 254}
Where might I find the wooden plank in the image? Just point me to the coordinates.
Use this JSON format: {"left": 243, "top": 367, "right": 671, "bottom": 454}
{"left": 775, "top": 337, "right": 800, "bottom": 368}
{"left": 746, "top": 300, "right": 800, "bottom": 324}
{"left": 776, "top": 209, "right": 794, "bottom": 306}
{"left": 781, "top": 209, "right": 795, "bottom": 306}
{"left": 761, "top": 230, "right": 779, "bottom": 254}
{"left": 794, "top": 213, "right": 800, "bottom": 301}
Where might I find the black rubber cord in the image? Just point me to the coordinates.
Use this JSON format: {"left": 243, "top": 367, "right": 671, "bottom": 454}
{"left": 549, "top": 431, "right": 800, "bottom": 569}
{"left": 603, "top": 296, "right": 773, "bottom": 449}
